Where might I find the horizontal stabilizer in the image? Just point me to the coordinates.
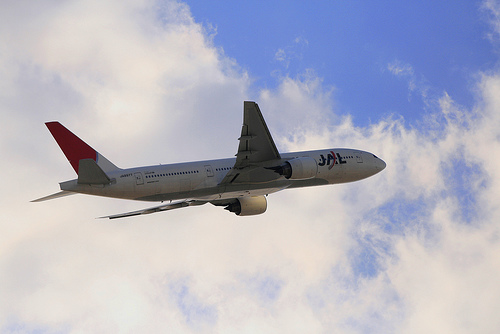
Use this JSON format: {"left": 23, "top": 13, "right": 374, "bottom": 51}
{"left": 31, "top": 190, "right": 75, "bottom": 202}
{"left": 78, "top": 159, "right": 111, "bottom": 184}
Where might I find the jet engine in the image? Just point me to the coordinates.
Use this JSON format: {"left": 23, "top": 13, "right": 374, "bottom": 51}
{"left": 269, "top": 157, "right": 318, "bottom": 180}
{"left": 224, "top": 196, "right": 267, "bottom": 216}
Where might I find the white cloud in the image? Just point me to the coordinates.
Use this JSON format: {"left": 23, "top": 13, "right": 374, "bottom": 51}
{"left": 483, "top": 0, "right": 500, "bottom": 42}
{"left": 259, "top": 69, "right": 335, "bottom": 145}
{"left": 2, "top": 0, "right": 500, "bottom": 333}
{"left": 274, "top": 36, "right": 309, "bottom": 70}
{"left": 257, "top": 55, "right": 500, "bottom": 333}
{"left": 387, "top": 59, "right": 422, "bottom": 99}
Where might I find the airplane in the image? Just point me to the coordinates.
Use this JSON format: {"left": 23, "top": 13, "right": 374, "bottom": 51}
{"left": 32, "top": 101, "right": 386, "bottom": 218}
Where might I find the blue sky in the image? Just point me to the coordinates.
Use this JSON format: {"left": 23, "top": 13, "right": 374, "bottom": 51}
{"left": 189, "top": 0, "right": 496, "bottom": 125}
{"left": 2, "top": 0, "right": 500, "bottom": 333}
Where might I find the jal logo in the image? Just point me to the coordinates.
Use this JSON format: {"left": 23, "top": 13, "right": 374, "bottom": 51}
{"left": 318, "top": 151, "right": 346, "bottom": 170}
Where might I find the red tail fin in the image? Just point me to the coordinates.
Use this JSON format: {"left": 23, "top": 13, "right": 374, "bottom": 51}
{"left": 46, "top": 122, "right": 98, "bottom": 174}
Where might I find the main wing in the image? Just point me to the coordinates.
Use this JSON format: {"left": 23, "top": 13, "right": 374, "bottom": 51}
{"left": 99, "top": 200, "right": 208, "bottom": 219}
{"left": 220, "top": 101, "right": 282, "bottom": 185}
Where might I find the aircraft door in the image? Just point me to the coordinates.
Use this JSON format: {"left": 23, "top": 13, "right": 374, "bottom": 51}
{"left": 204, "top": 165, "right": 214, "bottom": 177}
{"left": 356, "top": 152, "right": 363, "bottom": 163}
{"left": 135, "top": 172, "right": 144, "bottom": 185}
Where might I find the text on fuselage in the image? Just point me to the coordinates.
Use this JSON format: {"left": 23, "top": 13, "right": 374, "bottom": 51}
{"left": 318, "top": 151, "right": 346, "bottom": 170}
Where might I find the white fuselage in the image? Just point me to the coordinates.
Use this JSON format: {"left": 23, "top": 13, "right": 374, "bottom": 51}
{"left": 60, "top": 148, "right": 386, "bottom": 202}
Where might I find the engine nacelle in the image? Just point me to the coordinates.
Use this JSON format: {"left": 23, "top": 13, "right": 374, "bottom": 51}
{"left": 224, "top": 196, "right": 267, "bottom": 216}
{"left": 271, "top": 157, "right": 318, "bottom": 180}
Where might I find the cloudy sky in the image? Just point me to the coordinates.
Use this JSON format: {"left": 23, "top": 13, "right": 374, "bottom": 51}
{"left": 2, "top": 0, "right": 500, "bottom": 332}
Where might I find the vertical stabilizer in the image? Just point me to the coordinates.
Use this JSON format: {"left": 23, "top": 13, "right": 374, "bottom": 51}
{"left": 45, "top": 122, "right": 120, "bottom": 174}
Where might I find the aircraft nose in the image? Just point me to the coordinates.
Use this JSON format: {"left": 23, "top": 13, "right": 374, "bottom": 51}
{"left": 377, "top": 158, "right": 386, "bottom": 171}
